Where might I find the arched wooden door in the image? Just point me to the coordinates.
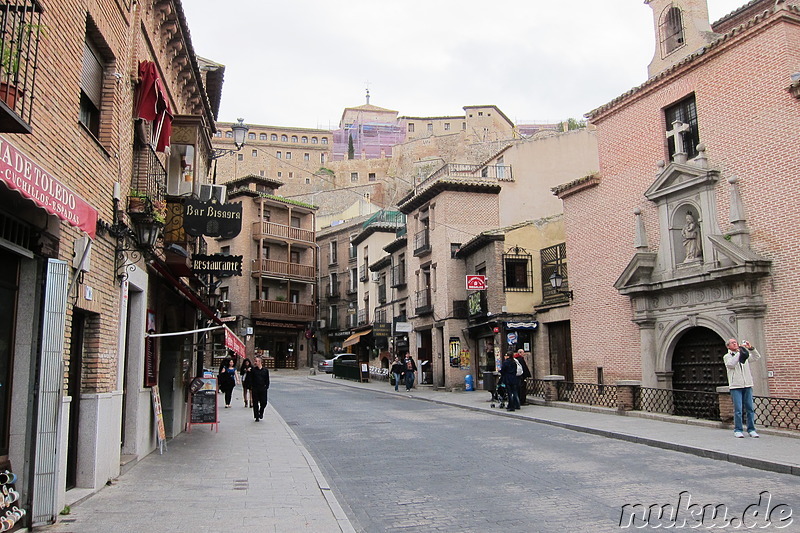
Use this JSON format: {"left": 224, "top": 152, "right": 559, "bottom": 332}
{"left": 671, "top": 326, "right": 727, "bottom": 418}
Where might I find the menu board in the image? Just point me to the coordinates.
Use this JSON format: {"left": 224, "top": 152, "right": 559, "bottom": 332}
{"left": 190, "top": 378, "right": 218, "bottom": 424}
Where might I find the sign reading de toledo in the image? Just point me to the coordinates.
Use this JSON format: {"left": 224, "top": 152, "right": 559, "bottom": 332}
{"left": 183, "top": 199, "right": 242, "bottom": 239}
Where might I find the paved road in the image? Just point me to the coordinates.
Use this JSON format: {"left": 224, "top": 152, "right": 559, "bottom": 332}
{"left": 271, "top": 377, "right": 799, "bottom": 533}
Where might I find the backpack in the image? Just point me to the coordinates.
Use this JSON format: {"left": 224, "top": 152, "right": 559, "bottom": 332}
{"left": 515, "top": 359, "right": 524, "bottom": 376}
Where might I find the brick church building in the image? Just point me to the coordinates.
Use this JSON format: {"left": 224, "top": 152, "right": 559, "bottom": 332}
{"left": 555, "top": 0, "right": 800, "bottom": 397}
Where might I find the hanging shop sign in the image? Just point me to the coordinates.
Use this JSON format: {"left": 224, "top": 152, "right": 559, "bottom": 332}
{"left": 0, "top": 137, "right": 98, "bottom": 237}
{"left": 372, "top": 322, "right": 391, "bottom": 338}
{"left": 506, "top": 321, "right": 539, "bottom": 330}
{"left": 183, "top": 199, "right": 242, "bottom": 238}
{"left": 191, "top": 253, "right": 243, "bottom": 277}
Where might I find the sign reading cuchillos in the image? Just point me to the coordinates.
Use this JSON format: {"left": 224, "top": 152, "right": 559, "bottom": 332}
{"left": 0, "top": 137, "right": 98, "bottom": 238}
{"left": 183, "top": 199, "right": 242, "bottom": 239}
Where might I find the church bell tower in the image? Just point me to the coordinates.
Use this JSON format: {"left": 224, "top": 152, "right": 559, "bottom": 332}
{"left": 644, "top": 0, "right": 718, "bottom": 78}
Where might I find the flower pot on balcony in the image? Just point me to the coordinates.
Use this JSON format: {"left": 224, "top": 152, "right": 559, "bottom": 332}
{"left": 128, "top": 196, "right": 147, "bottom": 213}
{"left": 0, "top": 82, "right": 20, "bottom": 109}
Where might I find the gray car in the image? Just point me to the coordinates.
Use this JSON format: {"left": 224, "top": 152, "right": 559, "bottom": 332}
{"left": 318, "top": 353, "right": 357, "bottom": 373}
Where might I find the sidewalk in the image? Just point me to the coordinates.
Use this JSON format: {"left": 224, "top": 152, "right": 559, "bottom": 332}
{"left": 309, "top": 372, "right": 800, "bottom": 477}
{"left": 47, "top": 389, "right": 355, "bottom": 533}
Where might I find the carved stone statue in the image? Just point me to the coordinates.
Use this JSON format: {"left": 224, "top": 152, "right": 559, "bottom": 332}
{"left": 681, "top": 212, "right": 701, "bottom": 262}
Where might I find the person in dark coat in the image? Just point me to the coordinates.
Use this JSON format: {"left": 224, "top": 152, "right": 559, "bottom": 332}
{"left": 218, "top": 358, "right": 237, "bottom": 408}
{"left": 500, "top": 352, "right": 520, "bottom": 411}
{"left": 250, "top": 355, "right": 271, "bottom": 421}
{"left": 515, "top": 349, "right": 532, "bottom": 405}
{"left": 402, "top": 353, "right": 417, "bottom": 391}
{"left": 390, "top": 355, "right": 404, "bottom": 392}
{"left": 239, "top": 358, "right": 253, "bottom": 408}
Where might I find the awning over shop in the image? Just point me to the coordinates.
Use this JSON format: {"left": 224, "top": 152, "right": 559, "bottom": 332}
{"left": 0, "top": 137, "right": 98, "bottom": 238}
{"left": 342, "top": 328, "right": 372, "bottom": 348}
{"left": 150, "top": 259, "right": 247, "bottom": 357}
{"left": 506, "top": 321, "right": 539, "bottom": 330}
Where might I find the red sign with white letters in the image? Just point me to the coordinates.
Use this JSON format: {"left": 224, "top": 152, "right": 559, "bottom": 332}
{"left": 466, "top": 275, "right": 487, "bottom": 290}
{"left": 0, "top": 137, "right": 98, "bottom": 237}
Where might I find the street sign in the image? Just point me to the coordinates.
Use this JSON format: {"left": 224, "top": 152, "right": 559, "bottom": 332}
{"left": 466, "top": 275, "right": 487, "bottom": 290}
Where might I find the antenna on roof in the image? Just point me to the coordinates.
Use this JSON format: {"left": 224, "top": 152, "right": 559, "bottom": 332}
{"left": 364, "top": 80, "right": 371, "bottom": 105}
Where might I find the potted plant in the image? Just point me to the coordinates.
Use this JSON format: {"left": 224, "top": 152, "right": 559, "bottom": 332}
{"left": 127, "top": 190, "right": 148, "bottom": 213}
{"left": 1, "top": 23, "right": 46, "bottom": 109}
{"left": 150, "top": 198, "right": 167, "bottom": 225}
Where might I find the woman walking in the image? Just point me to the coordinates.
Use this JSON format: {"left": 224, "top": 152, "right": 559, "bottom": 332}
{"left": 239, "top": 358, "right": 253, "bottom": 407}
{"left": 390, "top": 355, "right": 404, "bottom": 392}
{"left": 218, "top": 358, "right": 237, "bottom": 408}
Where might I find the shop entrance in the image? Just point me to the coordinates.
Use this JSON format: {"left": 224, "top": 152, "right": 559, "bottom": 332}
{"left": 66, "top": 311, "right": 87, "bottom": 489}
{"left": 0, "top": 250, "right": 19, "bottom": 461}
{"left": 548, "top": 321, "right": 573, "bottom": 382}
{"left": 417, "top": 330, "right": 432, "bottom": 384}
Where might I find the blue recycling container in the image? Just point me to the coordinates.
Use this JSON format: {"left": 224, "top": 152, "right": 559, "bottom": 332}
{"left": 465, "top": 374, "right": 474, "bottom": 391}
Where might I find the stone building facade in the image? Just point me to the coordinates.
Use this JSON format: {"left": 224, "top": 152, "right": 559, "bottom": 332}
{"left": 555, "top": 0, "right": 800, "bottom": 397}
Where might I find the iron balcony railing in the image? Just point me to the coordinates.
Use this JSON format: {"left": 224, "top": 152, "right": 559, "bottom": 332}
{"left": 250, "top": 299, "right": 315, "bottom": 321}
{"left": 326, "top": 280, "right": 340, "bottom": 299}
{"left": 377, "top": 283, "right": 386, "bottom": 303}
{"left": 251, "top": 258, "right": 315, "bottom": 281}
{"left": 391, "top": 264, "right": 406, "bottom": 287}
{"left": 415, "top": 289, "right": 432, "bottom": 315}
{"left": 362, "top": 210, "right": 406, "bottom": 229}
{"left": 131, "top": 142, "right": 167, "bottom": 209}
{"left": 357, "top": 308, "right": 368, "bottom": 325}
{"left": 252, "top": 220, "right": 314, "bottom": 244}
{"left": 417, "top": 163, "right": 513, "bottom": 190}
{"left": 413, "top": 229, "right": 430, "bottom": 256}
{"left": 0, "top": 0, "right": 43, "bottom": 133}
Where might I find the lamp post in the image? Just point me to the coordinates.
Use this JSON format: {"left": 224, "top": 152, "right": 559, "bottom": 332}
{"left": 210, "top": 117, "right": 249, "bottom": 160}
{"left": 548, "top": 271, "right": 574, "bottom": 300}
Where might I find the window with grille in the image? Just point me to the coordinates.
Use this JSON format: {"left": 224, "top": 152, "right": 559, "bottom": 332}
{"left": 665, "top": 94, "right": 699, "bottom": 160}
{"left": 503, "top": 247, "right": 532, "bottom": 291}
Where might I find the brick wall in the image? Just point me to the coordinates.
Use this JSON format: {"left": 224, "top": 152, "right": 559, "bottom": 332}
{"left": 564, "top": 15, "right": 800, "bottom": 395}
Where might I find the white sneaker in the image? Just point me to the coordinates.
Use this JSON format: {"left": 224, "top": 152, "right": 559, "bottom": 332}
{"left": 749, "top": 430, "right": 760, "bottom": 438}
{"left": 734, "top": 431, "right": 745, "bottom": 438}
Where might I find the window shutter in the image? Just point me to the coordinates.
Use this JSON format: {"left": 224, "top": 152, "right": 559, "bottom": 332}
{"left": 80, "top": 41, "right": 103, "bottom": 107}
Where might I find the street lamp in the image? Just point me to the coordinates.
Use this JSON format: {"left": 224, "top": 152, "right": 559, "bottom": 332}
{"left": 548, "top": 271, "right": 573, "bottom": 300}
{"left": 210, "top": 117, "right": 249, "bottom": 159}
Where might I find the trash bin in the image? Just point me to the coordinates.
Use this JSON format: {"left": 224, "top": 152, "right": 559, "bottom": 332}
{"left": 465, "top": 374, "right": 474, "bottom": 391}
{"left": 483, "top": 371, "right": 496, "bottom": 393}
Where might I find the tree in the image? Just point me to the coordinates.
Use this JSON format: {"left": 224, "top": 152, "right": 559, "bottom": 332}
{"left": 347, "top": 133, "right": 355, "bottom": 160}
{"left": 566, "top": 118, "right": 587, "bottom": 130}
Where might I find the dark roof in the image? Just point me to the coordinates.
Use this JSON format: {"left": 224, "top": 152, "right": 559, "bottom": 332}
{"left": 398, "top": 179, "right": 501, "bottom": 214}
{"left": 369, "top": 256, "right": 391, "bottom": 271}
{"left": 383, "top": 235, "right": 407, "bottom": 253}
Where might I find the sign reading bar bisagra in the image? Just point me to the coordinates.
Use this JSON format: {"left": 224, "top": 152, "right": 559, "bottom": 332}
{"left": 192, "top": 254, "right": 243, "bottom": 277}
{"left": 183, "top": 199, "right": 242, "bottom": 238}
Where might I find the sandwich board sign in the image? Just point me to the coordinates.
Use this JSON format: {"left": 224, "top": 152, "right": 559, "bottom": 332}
{"left": 466, "top": 275, "right": 487, "bottom": 290}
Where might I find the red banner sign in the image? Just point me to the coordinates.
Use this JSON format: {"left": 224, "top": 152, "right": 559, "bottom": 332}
{"left": 0, "top": 137, "right": 98, "bottom": 238}
{"left": 466, "top": 275, "right": 487, "bottom": 290}
{"left": 224, "top": 326, "right": 246, "bottom": 359}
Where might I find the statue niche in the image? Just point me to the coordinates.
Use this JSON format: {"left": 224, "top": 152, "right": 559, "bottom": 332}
{"left": 677, "top": 208, "right": 702, "bottom": 264}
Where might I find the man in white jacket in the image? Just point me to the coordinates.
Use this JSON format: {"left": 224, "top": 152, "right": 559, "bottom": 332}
{"left": 723, "top": 339, "right": 761, "bottom": 438}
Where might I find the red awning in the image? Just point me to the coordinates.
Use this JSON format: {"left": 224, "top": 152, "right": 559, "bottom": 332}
{"left": 136, "top": 61, "right": 173, "bottom": 152}
{"left": 149, "top": 259, "right": 246, "bottom": 358}
{"left": 0, "top": 136, "right": 98, "bottom": 238}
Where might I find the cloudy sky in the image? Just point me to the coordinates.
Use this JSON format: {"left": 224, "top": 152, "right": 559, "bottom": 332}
{"left": 181, "top": 0, "right": 746, "bottom": 129}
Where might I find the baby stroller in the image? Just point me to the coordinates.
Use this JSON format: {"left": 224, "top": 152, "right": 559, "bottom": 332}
{"left": 486, "top": 372, "right": 508, "bottom": 409}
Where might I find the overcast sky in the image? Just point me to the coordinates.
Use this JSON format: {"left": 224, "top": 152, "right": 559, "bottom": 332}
{"left": 181, "top": 0, "right": 746, "bottom": 129}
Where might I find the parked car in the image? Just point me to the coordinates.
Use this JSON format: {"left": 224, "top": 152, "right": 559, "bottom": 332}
{"left": 318, "top": 353, "right": 357, "bottom": 373}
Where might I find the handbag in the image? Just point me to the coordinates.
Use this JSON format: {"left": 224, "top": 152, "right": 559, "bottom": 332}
{"left": 390, "top": 375, "right": 396, "bottom": 386}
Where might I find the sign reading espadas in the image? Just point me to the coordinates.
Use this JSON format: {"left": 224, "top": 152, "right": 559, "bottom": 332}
{"left": 0, "top": 137, "right": 98, "bottom": 237}
{"left": 191, "top": 253, "right": 243, "bottom": 277}
{"left": 183, "top": 199, "right": 242, "bottom": 238}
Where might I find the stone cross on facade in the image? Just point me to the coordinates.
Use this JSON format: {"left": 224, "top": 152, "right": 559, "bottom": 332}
{"left": 666, "top": 120, "right": 690, "bottom": 164}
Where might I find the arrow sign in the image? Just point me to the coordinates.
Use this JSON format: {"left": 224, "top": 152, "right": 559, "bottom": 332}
{"left": 466, "top": 275, "right": 487, "bottom": 290}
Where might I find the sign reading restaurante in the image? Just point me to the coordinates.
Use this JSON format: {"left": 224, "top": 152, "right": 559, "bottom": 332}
{"left": 192, "top": 254, "right": 243, "bottom": 277}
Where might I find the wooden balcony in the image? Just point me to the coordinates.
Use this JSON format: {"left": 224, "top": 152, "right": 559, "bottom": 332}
{"left": 250, "top": 299, "right": 316, "bottom": 321}
{"left": 252, "top": 220, "right": 315, "bottom": 246}
{"left": 251, "top": 258, "right": 315, "bottom": 281}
